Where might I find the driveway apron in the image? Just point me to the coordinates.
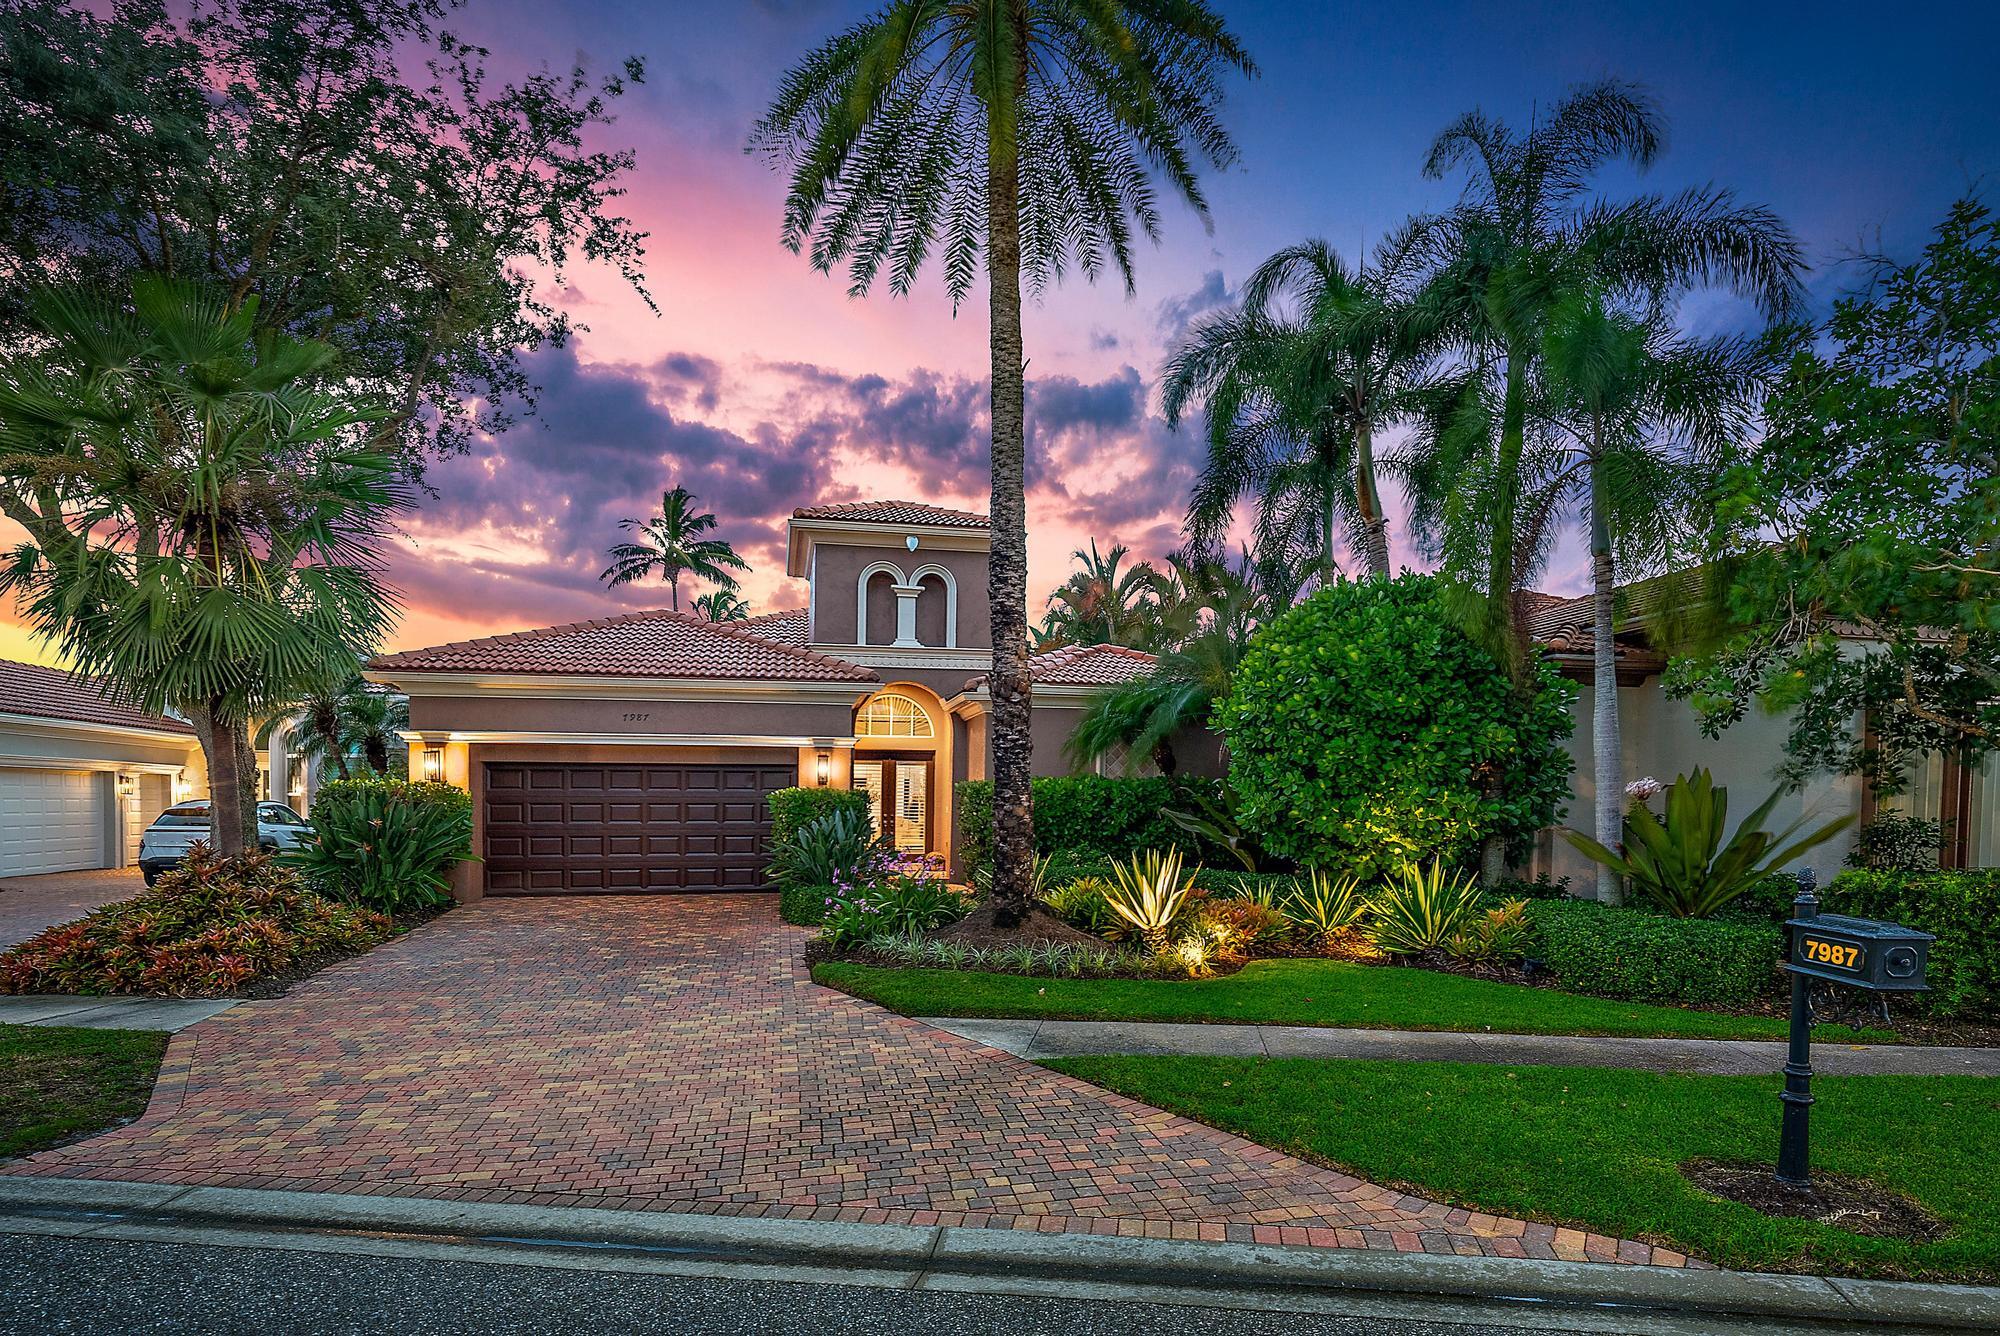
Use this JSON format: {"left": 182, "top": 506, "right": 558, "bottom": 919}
{"left": 4, "top": 896, "right": 1687, "bottom": 1266}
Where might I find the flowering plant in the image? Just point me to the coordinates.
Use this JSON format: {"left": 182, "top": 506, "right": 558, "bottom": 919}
{"left": 1624, "top": 776, "right": 1664, "bottom": 809}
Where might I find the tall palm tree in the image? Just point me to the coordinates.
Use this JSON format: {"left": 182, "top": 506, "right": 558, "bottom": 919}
{"left": 1540, "top": 292, "right": 1763, "bottom": 900}
{"left": 1164, "top": 235, "right": 1431, "bottom": 581}
{"left": 601, "top": 485, "right": 749, "bottom": 612}
{"left": 1042, "top": 540, "right": 1161, "bottom": 648}
{"left": 691, "top": 588, "right": 751, "bottom": 621}
{"left": 751, "top": 2, "right": 1254, "bottom": 926}
{"left": 0, "top": 278, "right": 403, "bottom": 854}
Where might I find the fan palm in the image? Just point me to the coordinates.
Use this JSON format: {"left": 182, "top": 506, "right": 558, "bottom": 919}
{"left": 751, "top": 1, "right": 1254, "bottom": 925}
{"left": 1164, "top": 236, "right": 1432, "bottom": 581}
{"left": 691, "top": 588, "right": 751, "bottom": 621}
{"left": 601, "top": 485, "right": 748, "bottom": 611}
{"left": 1042, "top": 540, "right": 1161, "bottom": 648}
{"left": 0, "top": 277, "right": 403, "bottom": 854}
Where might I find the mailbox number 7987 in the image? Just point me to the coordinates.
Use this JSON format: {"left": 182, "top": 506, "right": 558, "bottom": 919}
{"left": 1801, "top": 937, "right": 1861, "bottom": 971}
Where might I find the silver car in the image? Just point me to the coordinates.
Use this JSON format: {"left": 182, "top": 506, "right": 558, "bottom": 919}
{"left": 137, "top": 800, "right": 316, "bottom": 885}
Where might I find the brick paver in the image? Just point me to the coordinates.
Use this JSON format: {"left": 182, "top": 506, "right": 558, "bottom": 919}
{"left": 6, "top": 896, "right": 1693, "bottom": 1264}
{"left": 0, "top": 868, "right": 142, "bottom": 949}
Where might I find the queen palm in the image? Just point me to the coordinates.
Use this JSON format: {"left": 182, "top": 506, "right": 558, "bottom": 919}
{"left": 601, "top": 485, "right": 748, "bottom": 612}
{"left": 1043, "top": 540, "right": 1161, "bottom": 648}
{"left": 0, "top": 278, "right": 403, "bottom": 855}
{"left": 691, "top": 588, "right": 751, "bottom": 622}
{"left": 1164, "top": 236, "right": 1430, "bottom": 581}
{"left": 752, "top": 2, "right": 1254, "bottom": 925}
{"left": 259, "top": 671, "right": 412, "bottom": 782}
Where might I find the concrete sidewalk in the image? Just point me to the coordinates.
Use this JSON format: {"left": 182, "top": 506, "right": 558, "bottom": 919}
{"left": 0, "top": 995, "right": 238, "bottom": 1033}
{"left": 922, "top": 1016, "right": 2000, "bottom": 1076}
{"left": 2, "top": 1177, "right": 1993, "bottom": 1333}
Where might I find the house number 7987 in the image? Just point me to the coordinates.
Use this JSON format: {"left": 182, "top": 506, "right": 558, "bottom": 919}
{"left": 621, "top": 712, "right": 651, "bottom": 723}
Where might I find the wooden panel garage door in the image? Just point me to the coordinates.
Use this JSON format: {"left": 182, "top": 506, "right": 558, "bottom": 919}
{"left": 482, "top": 762, "right": 795, "bottom": 894}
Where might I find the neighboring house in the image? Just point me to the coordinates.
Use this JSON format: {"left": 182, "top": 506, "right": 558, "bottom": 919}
{"left": 1523, "top": 593, "right": 1999, "bottom": 886}
{"left": 366, "top": 501, "right": 1170, "bottom": 900}
{"left": 0, "top": 658, "right": 205, "bottom": 878}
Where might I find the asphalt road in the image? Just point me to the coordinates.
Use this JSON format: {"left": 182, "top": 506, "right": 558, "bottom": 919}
{"left": 0, "top": 1233, "right": 1591, "bottom": 1336}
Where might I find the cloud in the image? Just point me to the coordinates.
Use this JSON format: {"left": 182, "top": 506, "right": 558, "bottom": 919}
{"left": 1155, "top": 269, "right": 1234, "bottom": 342}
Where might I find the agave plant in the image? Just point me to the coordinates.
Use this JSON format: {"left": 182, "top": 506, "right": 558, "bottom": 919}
{"left": 1565, "top": 768, "right": 1855, "bottom": 918}
{"left": 1104, "top": 848, "right": 1197, "bottom": 954}
{"left": 1366, "top": 861, "right": 1483, "bottom": 955}
{"left": 1283, "top": 869, "right": 1367, "bottom": 948}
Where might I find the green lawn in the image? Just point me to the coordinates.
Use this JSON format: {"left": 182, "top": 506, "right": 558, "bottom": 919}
{"left": 1044, "top": 1055, "right": 2000, "bottom": 1282}
{"left": 814, "top": 958, "right": 1897, "bottom": 1042}
{"left": 0, "top": 1024, "right": 167, "bottom": 1158}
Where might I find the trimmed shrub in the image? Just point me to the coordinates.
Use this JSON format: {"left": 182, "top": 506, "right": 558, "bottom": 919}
{"left": 1213, "top": 575, "right": 1575, "bottom": 877}
{"left": 770, "top": 787, "right": 871, "bottom": 852}
{"left": 954, "top": 779, "right": 995, "bottom": 877}
{"left": 955, "top": 775, "right": 1230, "bottom": 871}
{"left": 286, "top": 778, "right": 473, "bottom": 913}
{"left": 1529, "top": 899, "right": 1779, "bottom": 1007}
{"left": 780, "top": 884, "right": 837, "bottom": 926}
{"left": 0, "top": 848, "right": 393, "bottom": 997}
{"left": 1829, "top": 869, "right": 2000, "bottom": 1018}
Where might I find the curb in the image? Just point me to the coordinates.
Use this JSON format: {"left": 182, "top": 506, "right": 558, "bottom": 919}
{"left": 3, "top": 1177, "right": 1996, "bottom": 1331}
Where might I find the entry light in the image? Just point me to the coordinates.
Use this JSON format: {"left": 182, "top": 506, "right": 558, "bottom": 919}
{"left": 815, "top": 750, "right": 831, "bottom": 786}
{"left": 421, "top": 746, "right": 445, "bottom": 784}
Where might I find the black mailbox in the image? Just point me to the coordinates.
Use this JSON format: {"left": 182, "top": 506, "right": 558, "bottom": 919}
{"left": 1786, "top": 912, "right": 1933, "bottom": 992}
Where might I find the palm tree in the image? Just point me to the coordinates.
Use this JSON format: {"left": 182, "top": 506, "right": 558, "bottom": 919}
{"left": 691, "top": 589, "right": 751, "bottom": 621}
{"left": 1540, "top": 292, "right": 1763, "bottom": 900}
{"left": 258, "top": 672, "right": 410, "bottom": 784}
{"left": 0, "top": 278, "right": 403, "bottom": 854}
{"left": 1164, "top": 235, "right": 1431, "bottom": 581}
{"left": 601, "top": 485, "right": 748, "bottom": 611}
{"left": 752, "top": 3, "right": 1254, "bottom": 926}
{"left": 1042, "top": 540, "right": 1161, "bottom": 648}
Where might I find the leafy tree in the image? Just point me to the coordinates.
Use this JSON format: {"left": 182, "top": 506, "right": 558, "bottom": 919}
{"left": 1212, "top": 575, "right": 1575, "bottom": 879}
{"left": 1666, "top": 197, "right": 2000, "bottom": 793}
{"left": 0, "top": 279, "right": 404, "bottom": 854}
{"left": 751, "top": 1, "right": 1254, "bottom": 926}
{"left": 600, "top": 485, "right": 749, "bottom": 612}
{"left": 1041, "top": 540, "right": 1161, "bottom": 649}
{"left": 257, "top": 671, "right": 410, "bottom": 780}
{"left": 0, "top": 0, "right": 649, "bottom": 469}
{"left": 691, "top": 588, "right": 751, "bottom": 622}
{"left": 1163, "top": 236, "right": 1432, "bottom": 580}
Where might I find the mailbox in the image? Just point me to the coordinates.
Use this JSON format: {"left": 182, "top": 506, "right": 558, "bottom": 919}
{"left": 1786, "top": 912, "right": 1933, "bottom": 992}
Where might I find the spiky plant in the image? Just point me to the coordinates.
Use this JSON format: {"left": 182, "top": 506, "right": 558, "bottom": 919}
{"left": 1104, "top": 847, "right": 1196, "bottom": 954}
{"left": 751, "top": 2, "right": 1254, "bottom": 929}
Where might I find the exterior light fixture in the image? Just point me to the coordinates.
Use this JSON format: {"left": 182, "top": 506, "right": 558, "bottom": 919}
{"left": 421, "top": 746, "right": 445, "bottom": 784}
{"left": 815, "top": 750, "right": 831, "bottom": 786}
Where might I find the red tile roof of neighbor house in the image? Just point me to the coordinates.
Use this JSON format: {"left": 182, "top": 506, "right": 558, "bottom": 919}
{"left": 368, "top": 609, "right": 878, "bottom": 682}
{"left": 792, "top": 500, "right": 989, "bottom": 529}
{"left": 735, "top": 608, "right": 808, "bottom": 647}
{"left": 0, "top": 658, "right": 196, "bottom": 734}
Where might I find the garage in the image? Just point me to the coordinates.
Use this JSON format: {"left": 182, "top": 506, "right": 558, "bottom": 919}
{"left": 482, "top": 761, "right": 796, "bottom": 894}
{"left": 0, "top": 768, "right": 106, "bottom": 877}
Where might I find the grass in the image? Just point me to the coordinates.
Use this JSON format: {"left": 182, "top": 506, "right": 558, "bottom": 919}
{"left": 0, "top": 1024, "right": 168, "bottom": 1158}
{"left": 1043, "top": 1055, "right": 2000, "bottom": 1282}
{"left": 813, "top": 958, "right": 1899, "bottom": 1042}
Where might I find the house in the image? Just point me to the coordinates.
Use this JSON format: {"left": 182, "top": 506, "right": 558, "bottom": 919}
{"left": 366, "top": 501, "right": 1165, "bottom": 900}
{"left": 0, "top": 658, "right": 205, "bottom": 878}
{"left": 1524, "top": 592, "right": 2000, "bottom": 885}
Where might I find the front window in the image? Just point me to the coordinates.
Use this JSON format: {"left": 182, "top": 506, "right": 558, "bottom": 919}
{"left": 855, "top": 692, "right": 934, "bottom": 738}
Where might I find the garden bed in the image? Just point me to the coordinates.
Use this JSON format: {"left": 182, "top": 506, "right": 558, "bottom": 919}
{"left": 1042, "top": 1055, "right": 2000, "bottom": 1283}
{"left": 0, "top": 1024, "right": 167, "bottom": 1158}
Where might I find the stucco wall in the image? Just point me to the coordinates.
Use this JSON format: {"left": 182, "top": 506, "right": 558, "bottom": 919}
{"left": 811, "top": 542, "right": 989, "bottom": 649}
{"left": 405, "top": 693, "right": 860, "bottom": 739}
{"left": 0, "top": 720, "right": 200, "bottom": 773}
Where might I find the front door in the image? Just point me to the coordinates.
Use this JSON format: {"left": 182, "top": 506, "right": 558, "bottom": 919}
{"left": 852, "top": 756, "right": 931, "bottom": 853}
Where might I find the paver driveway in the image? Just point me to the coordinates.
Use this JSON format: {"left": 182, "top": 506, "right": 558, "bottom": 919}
{"left": 0, "top": 868, "right": 143, "bottom": 948}
{"left": 7, "top": 897, "right": 1688, "bottom": 1265}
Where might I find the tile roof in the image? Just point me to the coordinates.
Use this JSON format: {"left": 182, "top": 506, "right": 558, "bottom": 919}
{"left": 735, "top": 608, "right": 808, "bottom": 647}
{"left": 959, "top": 642, "right": 1159, "bottom": 694}
{"left": 0, "top": 658, "right": 195, "bottom": 735}
{"left": 792, "top": 500, "right": 989, "bottom": 529}
{"left": 368, "top": 609, "right": 877, "bottom": 682}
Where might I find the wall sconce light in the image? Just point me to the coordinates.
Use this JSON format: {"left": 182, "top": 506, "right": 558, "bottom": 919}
{"left": 421, "top": 746, "right": 445, "bottom": 784}
{"left": 171, "top": 769, "right": 192, "bottom": 803}
{"left": 815, "top": 750, "right": 831, "bottom": 786}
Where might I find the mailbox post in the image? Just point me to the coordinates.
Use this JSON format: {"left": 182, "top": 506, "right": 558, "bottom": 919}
{"left": 1777, "top": 870, "right": 1934, "bottom": 1188}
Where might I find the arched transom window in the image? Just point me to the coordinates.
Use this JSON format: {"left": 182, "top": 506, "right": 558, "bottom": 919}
{"left": 856, "top": 692, "right": 934, "bottom": 738}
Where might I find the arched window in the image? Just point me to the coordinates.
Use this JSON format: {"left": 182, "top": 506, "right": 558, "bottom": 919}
{"left": 855, "top": 692, "right": 935, "bottom": 738}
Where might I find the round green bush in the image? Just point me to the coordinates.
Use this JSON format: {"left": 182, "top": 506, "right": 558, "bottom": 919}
{"left": 1212, "top": 575, "right": 1575, "bottom": 877}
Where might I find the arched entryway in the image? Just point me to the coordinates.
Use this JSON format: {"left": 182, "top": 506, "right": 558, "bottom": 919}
{"left": 851, "top": 683, "right": 951, "bottom": 857}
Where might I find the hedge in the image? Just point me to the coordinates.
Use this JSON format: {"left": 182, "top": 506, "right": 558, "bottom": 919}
{"left": 1829, "top": 869, "right": 2000, "bottom": 1019}
{"left": 769, "top": 787, "right": 871, "bottom": 852}
{"left": 954, "top": 775, "right": 1228, "bottom": 871}
{"left": 779, "top": 883, "right": 837, "bottom": 927}
{"left": 1528, "top": 899, "right": 1781, "bottom": 1007}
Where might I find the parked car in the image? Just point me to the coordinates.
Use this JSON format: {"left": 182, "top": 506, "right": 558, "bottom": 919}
{"left": 137, "top": 800, "right": 316, "bottom": 885}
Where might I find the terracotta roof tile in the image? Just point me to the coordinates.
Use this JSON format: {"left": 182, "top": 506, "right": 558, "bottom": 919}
{"left": 735, "top": 608, "right": 808, "bottom": 647}
{"left": 369, "top": 609, "right": 877, "bottom": 682}
{"left": 792, "top": 500, "right": 989, "bottom": 529}
{"left": 960, "top": 642, "right": 1158, "bottom": 694}
{"left": 0, "top": 659, "right": 195, "bottom": 735}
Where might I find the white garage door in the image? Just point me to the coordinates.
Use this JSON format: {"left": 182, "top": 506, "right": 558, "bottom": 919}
{"left": 0, "top": 768, "right": 105, "bottom": 877}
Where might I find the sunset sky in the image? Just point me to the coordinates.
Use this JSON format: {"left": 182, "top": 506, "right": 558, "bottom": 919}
{"left": 3, "top": 0, "right": 1996, "bottom": 665}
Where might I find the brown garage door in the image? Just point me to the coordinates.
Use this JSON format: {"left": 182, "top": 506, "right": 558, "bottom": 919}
{"left": 482, "top": 762, "right": 796, "bottom": 894}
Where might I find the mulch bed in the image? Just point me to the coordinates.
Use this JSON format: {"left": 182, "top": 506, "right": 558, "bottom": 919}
{"left": 1682, "top": 1159, "right": 1949, "bottom": 1242}
{"left": 925, "top": 901, "right": 1104, "bottom": 949}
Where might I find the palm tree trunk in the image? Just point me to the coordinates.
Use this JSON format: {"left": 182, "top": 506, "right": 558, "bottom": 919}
{"left": 1354, "top": 420, "right": 1389, "bottom": 579}
{"left": 187, "top": 698, "right": 253, "bottom": 857}
{"left": 984, "top": 75, "right": 1035, "bottom": 931}
{"left": 1479, "top": 354, "right": 1531, "bottom": 886}
{"left": 1589, "top": 447, "right": 1623, "bottom": 904}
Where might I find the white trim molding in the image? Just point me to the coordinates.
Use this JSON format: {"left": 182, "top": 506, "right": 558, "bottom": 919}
{"left": 0, "top": 752, "right": 187, "bottom": 774}
{"left": 0, "top": 712, "right": 200, "bottom": 748}
{"left": 398, "top": 730, "right": 858, "bottom": 749}
{"left": 852, "top": 560, "right": 959, "bottom": 649}
{"left": 370, "top": 673, "right": 876, "bottom": 703}
{"left": 787, "top": 516, "right": 990, "bottom": 576}
{"left": 813, "top": 646, "right": 992, "bottom": 671}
